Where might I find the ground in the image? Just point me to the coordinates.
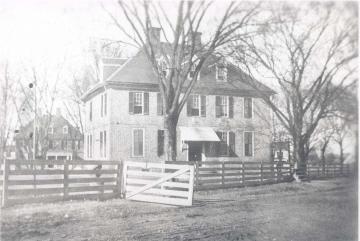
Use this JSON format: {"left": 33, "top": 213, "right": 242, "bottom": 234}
{"left": 1, "top": 177, "right": 357, "bottom": 241}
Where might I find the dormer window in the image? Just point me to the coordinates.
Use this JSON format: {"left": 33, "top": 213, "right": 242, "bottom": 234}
{"left": 158, "top": 59, "right": 168, "bottom": 78}
{"left": 63, "top": 126, "right": 68, "bottom": 134}
{"left": 48, "top": 126, "right": 54, "bottom": 134}
{"left": 216, "top": 63, "right": 227, "bottom": 82}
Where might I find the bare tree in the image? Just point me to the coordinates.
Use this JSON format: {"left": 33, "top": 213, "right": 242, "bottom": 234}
{"left": 104, "top": 0, "right": 258, "bottom": 161}
{"left": 233, "top": 2, "right": 358, "bottom": 178}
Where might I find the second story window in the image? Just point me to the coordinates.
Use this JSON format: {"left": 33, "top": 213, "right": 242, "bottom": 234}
{"left": 216, "top": 63, "right": 227, "bottom": 82}
{"left": 48, "top": 126, "right": 54, "bottom": 135}
{"left": 216, "top": 96, "right": 234, "bottom": 118}
{"left": 89, "top": 101, "right": 93, "bottom": 121}
{"left": 63, "top": 126, "right": 68, "bottom": 134}
{"left": 157, "top": 93, "right": 164, "bottom": 115}
{"left": 129, "top": 92, "right": 149, "bottom": 115}
{"left": 101, "top": 93, "right": 107, "bottom": 117}
{"left": 187, "top": 95, "right": 206, "bottom": 117}
{"left": 244, "top": 97, "right": 253, "bottom": 119}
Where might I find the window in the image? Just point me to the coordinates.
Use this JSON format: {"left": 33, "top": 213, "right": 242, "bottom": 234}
{"left": 157, "top": 130, "right": 164, "bottom": 156}
{"left": 216, "top": 131, "right": 236, "bottom": 157}
{"left": 89, "top": 101, "right": 93, "bottom": 121}
{"left": 159, "top": 60, "right": 168, "bottom": 78}
{"left": 216, "top": 64, "right": 227, "bottom": 82}
{"left": 187, "top": 95, "right": 206, "bottom": 117}
{"left": 244, "top": 132, "right": 253, "bottom": 157}
{"left": 244, "top": 97, "right": 252, "bottom": 119}
{"left": 49, "top": 140, "right": 53, "bottom": 149}
{"left": 87, "top": 134, "right": 93, "bottom": 158}
{"left": 99, "top": 130, "right": 107, "bottom": 158}
{"left": 63, "top": 126, "right": 68, "bottom": 134}
{"left": 61, "top": 140, "right": 67, "bottom": 150}
{"left": 133, "top": 129, "right": 144, "bottom": 157}
{"left": 71, "top": 140, "right": 75, "bottom": 150}
{"left": 157, "top": 93, "right": 163, "bottom": 115}
{"left": 189, "top": 64, "right": 196, "bottom": 78}
{"left": 129, "top": 92, "right": 149, "bottom": 115}
{"left": 101, "top": 93, "right": 107, "bottom": 117}
{"left": 78, "top": 140, "right": 81, "bottom": 150}
{"left": 48, "top": 126, "right": 54, "bottom": 134}
{"left": 216, "top": 96, "right": 233, "bottom": 118}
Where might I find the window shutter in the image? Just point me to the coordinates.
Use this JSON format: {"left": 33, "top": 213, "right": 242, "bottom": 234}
{"left": 144, "top": 92, "right": 149, "bottom": 115}
{"left": 157, "top": 130, "right": 164, "bottom": 156}
{"left": 129, "top": 92, "right": 134, "bottom": 114}
{"left": 229, "top": 96, "right": 234, "bottom": 118}
{"left": 187, "top": 97, "right": 192, "bottom": 116}
{"left": 215, "top": 131, "right": 221, "bottom": 156}
{"left": 229, "top": 131, "right": 236, "bottom": 157}
{"left": 104, "top": 93, "right": 107, "bottom": 116}
{"left": 215, "top": 96, "right": 221, "bottom": 117}
{"left": 201, "top": 95, "right": 206, "bottom": 117}
{"left": 157, "top": 93, "right": 163, "bottom": 115}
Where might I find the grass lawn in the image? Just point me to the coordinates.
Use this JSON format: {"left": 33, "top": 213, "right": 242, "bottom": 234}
{"left": 1, "top": 177, "right": 357, "bottom": 241}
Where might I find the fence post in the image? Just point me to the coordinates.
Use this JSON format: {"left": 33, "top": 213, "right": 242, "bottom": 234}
{"left": 242, "top": 161, "right": 245, "bottom": 186}
{"left": 1, "top": 159, "right": 9, "bottom": 207}
{"left": 188, "top": 165, "right": 195, "bottom": 206}
{"left": 63, "top": 161, "right": 68, "bottom": 200}
{"left": 116, "top": 161, "right": 123, "bottom": 197}
{"left": 122, "top": 162, "right": 128, "bottom": 198}
{"left": 260, "top": 161, "right": 263, "bottom": 184}
{"left": 221, "top": 162, "right": 225, "bottom": 186}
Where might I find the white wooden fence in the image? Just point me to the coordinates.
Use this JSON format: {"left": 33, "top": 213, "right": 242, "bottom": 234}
{"left": 123, "top": 162, "right": 194, "bottom": 206}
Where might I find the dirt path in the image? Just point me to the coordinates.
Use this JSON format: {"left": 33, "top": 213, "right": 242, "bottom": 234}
{"left": 1, "top": 177, "right": 357, "bottom": 241}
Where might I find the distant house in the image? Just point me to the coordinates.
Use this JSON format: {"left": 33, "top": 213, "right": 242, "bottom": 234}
{"left": 81, "top": 28, "right": 275, "bottom": 163}
{"left": 14, "top": 110, "right": 83, "bottom": 161}
{"left": 3, "top": 145, "right": 16, "bottom": 160}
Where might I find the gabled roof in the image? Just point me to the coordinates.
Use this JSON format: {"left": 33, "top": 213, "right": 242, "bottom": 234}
{"left": 82, "top": 44, "right": 275, "bottom": 101}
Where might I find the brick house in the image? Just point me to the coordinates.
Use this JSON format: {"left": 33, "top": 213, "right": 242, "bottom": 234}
{"left": 14, "top": 111, "right": 83, "bottom": 161}
{"left": 81, "top": 29, "right": 274, "bottom": 163}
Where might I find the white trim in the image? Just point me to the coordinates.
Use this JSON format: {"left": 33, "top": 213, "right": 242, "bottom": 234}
{"left": 132, "top": 128, "right": 145, "bottom": 157}
{"left": 243, "top": 131, "right": 254, "bottom": 157}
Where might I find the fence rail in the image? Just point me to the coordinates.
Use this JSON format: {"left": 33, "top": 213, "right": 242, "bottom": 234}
{"left": 1, "top": 159, "right": 123, "bottom": 207}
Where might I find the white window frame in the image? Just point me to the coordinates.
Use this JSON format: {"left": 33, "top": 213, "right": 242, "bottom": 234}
{"left": 219, "top": 96, "right": 229, "bottom": 117}
{"left": 243, "top": 131, "right": 254, "bottom": 157}
{"left": 63, "top": 126, "right": 68, "bottom": 134}
{"left": 132, "top": 128, "right": 145, "bottom": 157}
{"left": 190, "top": 94, "right": 204, "bottom": 117}
{"left": 243, "top": 97, "right": 254, "bottom": 119}
{"left": 216, "top": 64, "right": 227, "bottom": 82}
{"left": 133, "top": 92, "right": 145, "bottom": 115}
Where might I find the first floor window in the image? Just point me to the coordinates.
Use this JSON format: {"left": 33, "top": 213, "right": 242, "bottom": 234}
{"left": 87, "top": 134, "right": 93, "bottom": 158}
{"left": 133, "top": 129, "right": 144, "bottom": 157}
{"left": 49, "top": 140, "right": 53, "bottom": 149}
{"left": 244, "top": 132, "right": 253, "bottom": 156}
{"left": 99, "top": 131, "right": 107, "bottom": 158}
{"left": 215, "top": 131, "right": 236, "bottom": 157}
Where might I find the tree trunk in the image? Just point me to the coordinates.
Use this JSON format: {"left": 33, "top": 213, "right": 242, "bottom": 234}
{"left": 292, "top": 138, "right": 308, "bottom": 181}
{"left": 321, "top": 141, "right": 328, "bottom": 175}
{"left": 339, "top": 141, "right": 344, "bottom": 174}
{"left": 164, "top": 113, "right": 179, "bottom": 162}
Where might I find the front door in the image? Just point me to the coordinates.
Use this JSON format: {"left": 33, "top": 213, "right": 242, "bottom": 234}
{"left": 188, "top": 142, "right": 202, "bottom": 162}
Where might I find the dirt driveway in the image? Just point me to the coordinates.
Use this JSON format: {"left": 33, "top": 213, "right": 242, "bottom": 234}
{"left": 1, "top": 177, "right": 357, "bottom": 241}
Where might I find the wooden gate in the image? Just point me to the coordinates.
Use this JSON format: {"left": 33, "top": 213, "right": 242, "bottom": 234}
{"left": 123, "top": 162, "right": 194, "bottom": 206}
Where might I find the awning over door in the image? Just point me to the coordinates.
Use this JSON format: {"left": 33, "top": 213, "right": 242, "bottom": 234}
{"left": 179, "top": 127, "right": 220, "bottom": 142}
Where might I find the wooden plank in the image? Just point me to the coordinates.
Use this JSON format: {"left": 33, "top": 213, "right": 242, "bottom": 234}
{"left": 67, "top": 177, "right": 116, "bottom": 184}
{"left": 7, "top": 195, "right": 63, "bottom": 206}
{"left": 127, "top": 178, "right": 189, "bottom": 189}
{"left": 128, "top": 194, "right": 190, "bottom": 206}
{"left": 197, "top": 178, "right": 222, "bottom": 184}
{"left": 2, "top": 159, "right": 9, "bottom": 207}
{"left": 126, "top": 186, "right": 189, "bottom": 198}
{"left": 68, "top": 160, "right": 120, "bottom": 165}
{"left": 8, "top": 187, "right": 63, "bottom": 196}
{"left": 188, "top": 165, "right": 194, "bottom": 206}
{"left": 126, "top": 162, "right": 189, "bottom": 170}
{"left": 8, "top": 179, "right": 64, "bottom": 186}
{"left": 198, "top": 167, "right": 221, "bottom": 172}
{"left": 68, "top": 169, "right": 118, "bottom": 175}
{"left": 126, "top": 170, "right": 167, "bottom": 178}
{"left": 68, "top": 185, "right": 117, "bottom": 193}
{"left": 9, "top": 169, "right": 64, "bottom": 175}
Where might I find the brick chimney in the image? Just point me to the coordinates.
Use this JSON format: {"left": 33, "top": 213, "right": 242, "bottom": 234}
{"left": 148, "top": 27, "right": 161, "bottom": 46}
